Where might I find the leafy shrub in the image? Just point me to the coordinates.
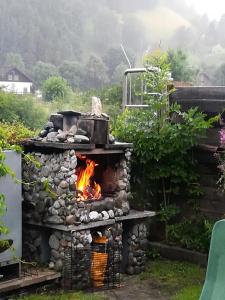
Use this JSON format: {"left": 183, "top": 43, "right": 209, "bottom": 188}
{"left": 0, "top": 121, "right": 35, "bottom": 145}
{"left": 0, "top": 92, "right": 48, "bottom": 129}
{"left": 42, "top": 76, "right": 72, "bottom": 102}
{"left": 167, "top": 216, "right": 214, "bottom": 253}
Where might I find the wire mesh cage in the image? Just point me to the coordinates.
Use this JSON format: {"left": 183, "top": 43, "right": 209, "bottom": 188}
{"left": 62, "top": 234, "right": 121, "bottom": 291}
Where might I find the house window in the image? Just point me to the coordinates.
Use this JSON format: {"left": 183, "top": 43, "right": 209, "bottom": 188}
{"left": 14, "top": 74, "right": 19, "bottom": 81}
{"left": 23, "top": 87, "right": 28, "bottom": 94}
{"left": 8, "top": 74, "right": 13, "bottom": 80}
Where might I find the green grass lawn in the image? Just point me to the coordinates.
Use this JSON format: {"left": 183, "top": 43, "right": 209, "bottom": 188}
{"left": 18, "top": 291, "right": 107, "bottom": 300}
{"left": 140, "top": 259, "right": 205, "bottom": 300}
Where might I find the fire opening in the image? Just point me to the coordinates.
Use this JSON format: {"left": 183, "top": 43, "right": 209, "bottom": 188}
{"left": 76, "top": 155, "right": 102, "bottom": 201}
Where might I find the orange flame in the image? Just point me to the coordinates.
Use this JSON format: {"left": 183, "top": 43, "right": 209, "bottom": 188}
{"left": 76, "top": 157, "right": 101, "bottom": 201}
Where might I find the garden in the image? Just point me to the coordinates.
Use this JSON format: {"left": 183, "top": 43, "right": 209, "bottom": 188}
{"left": 1, "top": 50, "right": 225, "bottom": 300}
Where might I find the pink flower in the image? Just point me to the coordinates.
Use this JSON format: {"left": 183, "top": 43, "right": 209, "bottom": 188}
{"left": 220, "top": 129, "right": 225, "bottom": 146}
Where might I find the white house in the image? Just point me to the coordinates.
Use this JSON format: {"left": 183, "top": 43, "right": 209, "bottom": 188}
{"left": 0, "top": 67, "right": 33, "bottom": 94}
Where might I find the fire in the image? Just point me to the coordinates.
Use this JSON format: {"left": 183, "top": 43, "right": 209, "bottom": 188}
{"left": 76, "top": 156, "right": 101, "bottom": 201}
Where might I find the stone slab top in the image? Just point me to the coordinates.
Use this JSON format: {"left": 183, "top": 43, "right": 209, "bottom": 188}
{"left": 21, "top": 140, "right": 133, "bottom": 153}
{"left": 115, "top": 210, "right": 156, "bottom": 221}
{"left": 25, "top": 210, "right": 155, "bottom": 232}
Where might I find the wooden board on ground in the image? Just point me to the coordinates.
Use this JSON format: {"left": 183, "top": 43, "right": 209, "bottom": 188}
{"left": 0, "top": 269, "right": 61, "bottom": 293}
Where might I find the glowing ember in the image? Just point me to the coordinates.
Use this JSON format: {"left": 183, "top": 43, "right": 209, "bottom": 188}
{"left": 76, "top": 156, "right": 101, "bottom": 201}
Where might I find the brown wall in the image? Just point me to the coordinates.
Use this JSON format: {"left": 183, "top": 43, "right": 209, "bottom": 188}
{"left": 170, "top": 86, "right": 225, "bottom": 218}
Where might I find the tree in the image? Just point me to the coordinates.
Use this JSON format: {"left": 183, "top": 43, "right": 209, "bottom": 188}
{"left": 84, "top": 56, "right": 109, "bottom": 89}
{"left": 5, "top": 53, "right": 25, "bottom": 71}
{"left": 32, "top": 61, "right": 58, "bottom": 88}
{"left": 59, "top": 61, "right": 83, "bottom": 90}
{"left": 167, "top": 49, "right": 195, "bottom": 82}
{"left": 213, "top": 64, "right": 225, "bottom": 85}
{"left": 42, "top": 76, "right": 72, "bottom": 102}
{"left": 112, "top": 63, "right": 128, "bottom": 83}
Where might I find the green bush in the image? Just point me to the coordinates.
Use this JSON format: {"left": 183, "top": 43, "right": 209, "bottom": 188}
{"left": 167, "top": 216, "right": 214, "bottom": 253}
{"left": 0, "top": 92, "right": 48, "bottom": 129}
{"left": 0, "top": 121, "right": 35, "bottom": 145}
{"left": 42, "top": 76, "right": 72, "bottom": 102}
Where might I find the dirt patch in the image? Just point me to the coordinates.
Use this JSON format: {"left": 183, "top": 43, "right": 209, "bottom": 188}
{"left": 98, "top": 275, "right": 171, "bottom": 300}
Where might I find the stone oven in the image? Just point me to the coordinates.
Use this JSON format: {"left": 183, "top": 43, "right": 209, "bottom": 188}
{"left": 22, "top": 108, "right": 155, "bottom": 289}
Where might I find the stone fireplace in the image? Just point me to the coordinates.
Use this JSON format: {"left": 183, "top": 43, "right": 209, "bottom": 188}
{"left": 22, "top": 109, "right": 155, "bottom": 289}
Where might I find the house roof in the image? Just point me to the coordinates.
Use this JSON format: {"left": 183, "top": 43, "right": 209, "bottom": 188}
{"left": 0, "top": 67, "right": 33, "bottom": 83}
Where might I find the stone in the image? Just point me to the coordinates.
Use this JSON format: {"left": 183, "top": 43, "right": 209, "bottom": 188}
{"left": 41, "top": 166, "right": 50, "bottom": 177}
{"left": 51, "top": 249, "right": 61, "bottom": 259}
{"left": 98, "top": 213, "right": 103, "bottom": 221}
{"left": 61, "top": 166, "right": 69, "bottom": 173}
{"left": 56, "top": 132, "right": 68, "bottom": 142}
{"left": 91, "top": 200, "right": 104, "bottom": 213}
{"left": 49, "top": 262, "right": 55, "bottom": 269}
{"left": 74, "top": 135, "right": 90, "bottom": 144}
{"left": 101, "top": 211, "right": 109, "bottom": 220}
{"left": 49, "top": 128, "right": 55, "bottom": 133}
{"left": 140, "top": 239, "right": 149, "bottom": 249}
{"left": 85, "top": 233, "right": 92, "bottom": 244}
{"left": 122, "top": 201, "right": 130, "bottom": 215}
{"left": 105, "top": 198, "right": 115, "bottom": 210}
{"left": 34, "top": 236, "right": 42, "bottom": 247}
{"left": 78, "top": 202, "right": 85, "bottom": 208}
{"left": 36, "top": 201, "right": 45, "bottom": 213}
{"left": 53, "top": 177, "right": 60, "bottom": 185}
{"left": 70, "top": 159, "right": 77, "bottom": 170}
{"left": 91, "top": 96, "right": 102, "bottom": 116}
{"left": 50, "top": 113, "right": 63, "bottom": 130}
{"left": 115, "top": 190, "right": 128, "bottom": 208}
{"left": 53, "top": 200, "right": 61, "bottom": 209}
{"left": 39, "top": 129, "right": 48, "bottom": 138}
{"left": 115, "top": 208, "right": 123, "bottom": 217}
{"left": 58, "top": 199, "right": 65, "bottom": 207}
{"left": 69, "top": 175, "right": 77, "bottom": 185}
{"left": 60, "top": 239, "right": 68, "bottom": 247}
{"left": 89, "top": 211, "right": 99, "bottom": 221}
{"left": 55, "top": 259, "right": 63, "bottom": 271}
{"left": 118, "top": 180, "right": 127, "bottom": 190}
{"left": 48, "top": 207, "right": 58, "bottom": 215}
{"left": 44, "top": 121, "right": 54, "bottom": 130}
{"left": 67, "top": 137, "right": 75, "bottom": 143}
{"left": 59, "top": 180, "right": 69, "bottom": 189}
{"left": 76, "top": 128, "right": 87, "bottom": 136}
{"left": 77, "top": 243, "right": 84, "bottom": 250}
{"left": 45, "top": 215, "right": 64, "bottom": 225}
{"left": 102, "top": 113, "right": 109, "bottom": 119}
{"left": 69, "top": 150, "right": 75, "bottom": 156}
{"left": 126, "top": 266, "right": 134, "bottom": 275}
{"left": 109, "top": 134, "right": 115, "bottom": 144}
{"left": 108, "top": 210, "right": 115, "bottom": 219}
{"left": 49, "top": 234, "right": 60, "bottom": 250}
{"left": 66, "top": 214, "right": 76, "bottom": 225}
{"left": 69, "top": 125, "right": 77, "bottom": 136}
{"left": 46, "top": 131, "right": 58, "bottom": 142}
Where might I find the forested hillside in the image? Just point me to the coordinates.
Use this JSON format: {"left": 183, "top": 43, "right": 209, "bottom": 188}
{"left": 1, "top": 0, "right": 225, "bottom": 87}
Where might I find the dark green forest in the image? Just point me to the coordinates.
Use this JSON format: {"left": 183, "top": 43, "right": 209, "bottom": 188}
{"left": 1, "top": 0, "right": 225, "bottom": 88}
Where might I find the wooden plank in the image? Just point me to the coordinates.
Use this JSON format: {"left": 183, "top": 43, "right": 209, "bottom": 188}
{"left": 0, "top": 270, "right": 61, "bottom": 293}
{"left": 170, "top": 86, "right": 225, "bottom": 100}
{"left": 170, "top": 98, "right": 225, "bottom": 114}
